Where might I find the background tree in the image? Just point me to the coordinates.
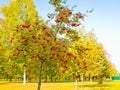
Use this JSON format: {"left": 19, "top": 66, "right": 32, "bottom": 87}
{"left": 0, "top": 0, "right": 38, "bottom": 84}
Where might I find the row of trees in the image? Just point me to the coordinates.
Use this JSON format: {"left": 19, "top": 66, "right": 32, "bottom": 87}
{"left": 0, "top": 0, "right": 117, "bottom": 90}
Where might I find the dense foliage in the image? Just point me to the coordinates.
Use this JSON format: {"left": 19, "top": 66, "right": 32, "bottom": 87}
{"left": 0, "top": 0, "right": 117, "bottom": 90}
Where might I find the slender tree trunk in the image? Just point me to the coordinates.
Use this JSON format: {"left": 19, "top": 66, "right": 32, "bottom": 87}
{"left": 98, "top": 75, "right": 103, "bottom": 84}
{"left": 98, "top": 71, "right": 103, "bottom": 84}
{"left": 50, "top": 76, "right": 53, "bottom": 82}
{"left": 90, "top": 76, "right": 93, "bottom": 82}
{"left": 9, "top": 77, "right": 12, "bottom": 83}
{"left": 75, "top": 72, "right": 78, "bottom": 90}
{"left": 23, "top": 67, "right": 26, "bottom": 85}
{"left": 44, "top": 75, "right": 47, "bottom": 82}
{"left": 89, "top": 73, "right": 92, "bottom": 82}
{"left": 37, "top": 60, "right": 43, "bottom": 90}
{"left": 81, "top": 73, "right": 84, "bottom": 82}
{"left": 28, "top": 71, "right": 31, "bottom": 83}
{"left": 80, "top": 73, "right": 84, "bottom": 89}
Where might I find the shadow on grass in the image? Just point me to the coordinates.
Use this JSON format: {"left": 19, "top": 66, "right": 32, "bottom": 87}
{"left": 42, "top": 80, "right": 75, "bottom": 83}
{"left": 0, "top": 82, "right": 9, "bottom": 85}
{"left": 81, "top": 84, "right": 111, "bottom": 87}
{"left": 78, "top": 84, "right": 112, "bottom": 90}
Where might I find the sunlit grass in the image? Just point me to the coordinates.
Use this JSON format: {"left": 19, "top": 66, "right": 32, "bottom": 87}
{"left": 0, "top": 80, "right": 120, "bottom": 90}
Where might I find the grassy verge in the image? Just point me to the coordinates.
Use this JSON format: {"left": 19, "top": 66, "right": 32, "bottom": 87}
{"left": 0, "top": 80, "right": 120, "bottom": 90}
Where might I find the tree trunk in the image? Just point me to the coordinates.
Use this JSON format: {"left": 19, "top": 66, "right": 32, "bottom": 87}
{"left": 50, "top": 76, "right": 53, "bottom": 82}
{"left": 75, "top": 72, "right": 78, "bottom": 90}
{"left": 89, "top": 73, "right": 92, "bottom": 82}
{"left": 98, "top": 74, "right": 103, "bottom": 84}
{"left": 80, "top": 73, "right": 84, "bottom": 89}
{"left": 28, "top": 71, "right": 31, "bottom": 83}
{"left": 37, "top": 60, "right": 43, "bottom": 90}
{"left": 81, "top": 73, "right": 84, "bottom": 82}
{"left": 44, "top": 75, "right": 47, "bottom": 82}
{"left": 9, "top": 77, "right": 12, "bottom": 83}
{"left": 23, "top": 67, "right": 26, "bottom": 85}
{"left": 98, "top": 71, "right": 103, "bottom": 84}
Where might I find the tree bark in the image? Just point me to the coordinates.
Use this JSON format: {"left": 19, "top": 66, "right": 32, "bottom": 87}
{"left": 23, "top": 67, "right": 26, "bottom": 85}
{"left": 75, "top": 72, "right": 78, "bottom": 90}
{"left": 98, "top": 71, "right": 103, "bottom": 84}
{"left": 98, "top": 75, "right": 103, "bottom": 84}
{"left": 50, "top": 76, "right": 53, "bottom": 82}
{"left": 37, "top": 60, "right": 43, "bottom": 90}
{"left": 44, "top": 75, "right": 47, "bottom": 82}
{"left": 89, "top": 73, "right": 92, "bottom": 82}
{"left": 28, "top": 71, "right": 32, "bottom": 83}
{"left": 9, "top": 77, "right": 12, "bottom": 83}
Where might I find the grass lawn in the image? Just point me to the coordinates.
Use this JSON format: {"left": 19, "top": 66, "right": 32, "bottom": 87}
{"left": 0, "top": 80, "right": 120, "bottom": 90}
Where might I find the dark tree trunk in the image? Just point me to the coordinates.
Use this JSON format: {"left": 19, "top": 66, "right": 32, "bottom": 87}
{"left": 9, "top": 77, "right": 12, "bottom": 83}
{"left": 98, "top": 75, "right": 103, "bottom": 84}
{"left": 28, "top": 77, "right": 31, "bottom": 83}
{"left": 50, "top": 76, "right": 53, "bottom": 82}
{"left": 44, "top": 75, "right": 47, "bottom": 82}
{"left": 28, "top": 71, "right": 32, "bottom": 83}
{"left": 37, "top": 60, "right": 43, "bottom": 90}
{"left": 98, "top": 71, "right": 103, "bottom": 84}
